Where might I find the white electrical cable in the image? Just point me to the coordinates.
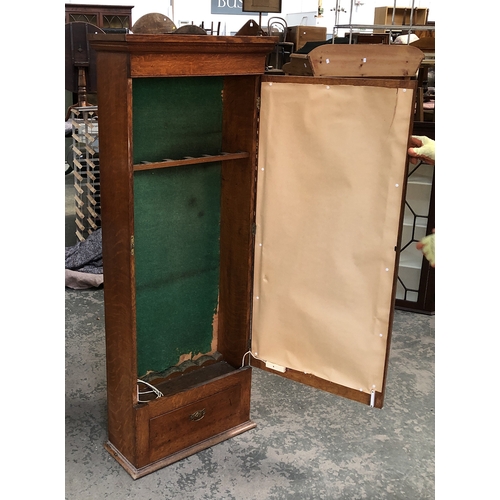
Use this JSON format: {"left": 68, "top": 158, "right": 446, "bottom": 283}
{"left": 137, "top": 379, "right": 164, "bottom": 402}
{"left": 241, "top": 350, "right": 267, "bottom": 368}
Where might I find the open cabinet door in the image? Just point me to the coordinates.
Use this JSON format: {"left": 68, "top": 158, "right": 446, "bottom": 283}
{"left": 250, "top": 62, "right": 420, "bottom": 408}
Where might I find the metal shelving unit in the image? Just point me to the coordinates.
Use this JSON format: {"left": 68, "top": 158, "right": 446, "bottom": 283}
{"left": 333, "top": 0, "right": 434, "bottom": 42}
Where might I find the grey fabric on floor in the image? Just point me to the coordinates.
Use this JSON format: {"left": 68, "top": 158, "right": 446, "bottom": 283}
{"left": 65, "top": 288, "right": 434, "bottom": 499}
{"left": 65, "top": 229, "right": 103, "bottom": 275}
{"left": 65, "top": 229, "right": 103, "bottom": 289}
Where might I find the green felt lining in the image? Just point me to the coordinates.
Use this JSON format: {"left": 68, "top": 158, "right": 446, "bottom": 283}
{"left": 132, "top": 77, "right": 223, "bottom": 377}
{"left": 132, "top": 77, "right": 223, "bottom": 163}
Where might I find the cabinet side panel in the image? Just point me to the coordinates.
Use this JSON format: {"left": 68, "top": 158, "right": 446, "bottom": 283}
{"left": 95, "top": 51, "right": 137, "bottom": 460}
{"left": 218, "top": 75, "right": 261, "bottom": 367}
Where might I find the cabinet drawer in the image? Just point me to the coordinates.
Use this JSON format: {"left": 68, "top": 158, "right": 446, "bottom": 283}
{"left": 147, "top": 382, "right": 244, "bottom": 463}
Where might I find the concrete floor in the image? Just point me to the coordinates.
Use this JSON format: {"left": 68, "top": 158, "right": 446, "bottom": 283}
{"left": 65, "top": 172, "right": 435, "bottom": 499}
{"left": 65, "top": 170, "right": 78, "bottom": 248}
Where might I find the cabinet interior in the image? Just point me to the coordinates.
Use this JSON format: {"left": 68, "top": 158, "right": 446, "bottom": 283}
{"left": 131, "top": 75, "right": 257, "bottom": 391}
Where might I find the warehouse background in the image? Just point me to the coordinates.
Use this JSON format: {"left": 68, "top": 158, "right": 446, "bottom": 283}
{"left": 64, "top": 0, "right": 435, "bottom": 37}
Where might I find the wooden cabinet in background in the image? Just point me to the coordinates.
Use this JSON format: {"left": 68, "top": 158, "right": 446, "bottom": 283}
{"left": 374, "top": 6, "right": 428, "bottom": 33}
{"left": 286, "top": 25, "right": 327, "bottom": 51}
{"left": 395, "top": 121, "right": 435, "bottom": 315}
{"left": 65, "top": 3, "right": 134, "bottom": 31}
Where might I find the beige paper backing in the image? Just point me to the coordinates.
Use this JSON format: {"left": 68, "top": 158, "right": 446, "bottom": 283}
{"left": 251, "top": 81, "right": 413, "bottom": 394}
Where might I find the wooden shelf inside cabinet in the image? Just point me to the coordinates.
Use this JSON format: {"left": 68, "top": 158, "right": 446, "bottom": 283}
{"left": 90, "top": 36, "right": 421, "bottom": 478}
{"left": 133, "top": 152, "right": 250, "bottom": 171}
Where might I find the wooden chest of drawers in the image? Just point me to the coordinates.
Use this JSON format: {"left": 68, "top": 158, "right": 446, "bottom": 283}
{"left": 286, "top": 25, "right": 327, "bottom": 51}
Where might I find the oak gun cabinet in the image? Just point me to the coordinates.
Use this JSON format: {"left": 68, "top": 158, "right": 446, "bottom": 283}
{"left": 89, "top": 35, "right": 423, "bottom": 479}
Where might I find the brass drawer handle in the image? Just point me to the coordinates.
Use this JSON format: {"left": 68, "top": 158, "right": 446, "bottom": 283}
{"left": 189, "top": 409, "right": 206, "bottom": 422}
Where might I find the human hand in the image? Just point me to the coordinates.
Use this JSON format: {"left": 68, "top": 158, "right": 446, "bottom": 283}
{"left": 416, "top": 231, "right": 435, "bottom": 267}
{"left": 408, "top": 135, "right": 435, "bottom": 165}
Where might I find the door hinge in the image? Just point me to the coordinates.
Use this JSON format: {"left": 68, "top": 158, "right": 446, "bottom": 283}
{"left": 131, "top": 235, "right": 135, "bottom": 255}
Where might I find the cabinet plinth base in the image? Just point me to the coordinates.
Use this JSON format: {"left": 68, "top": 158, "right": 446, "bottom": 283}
{"left": 105, "top": 420, "right": 256, "bottom": 479}
{"left": 106, "top": 367, "right": 255, "bottom": 478}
